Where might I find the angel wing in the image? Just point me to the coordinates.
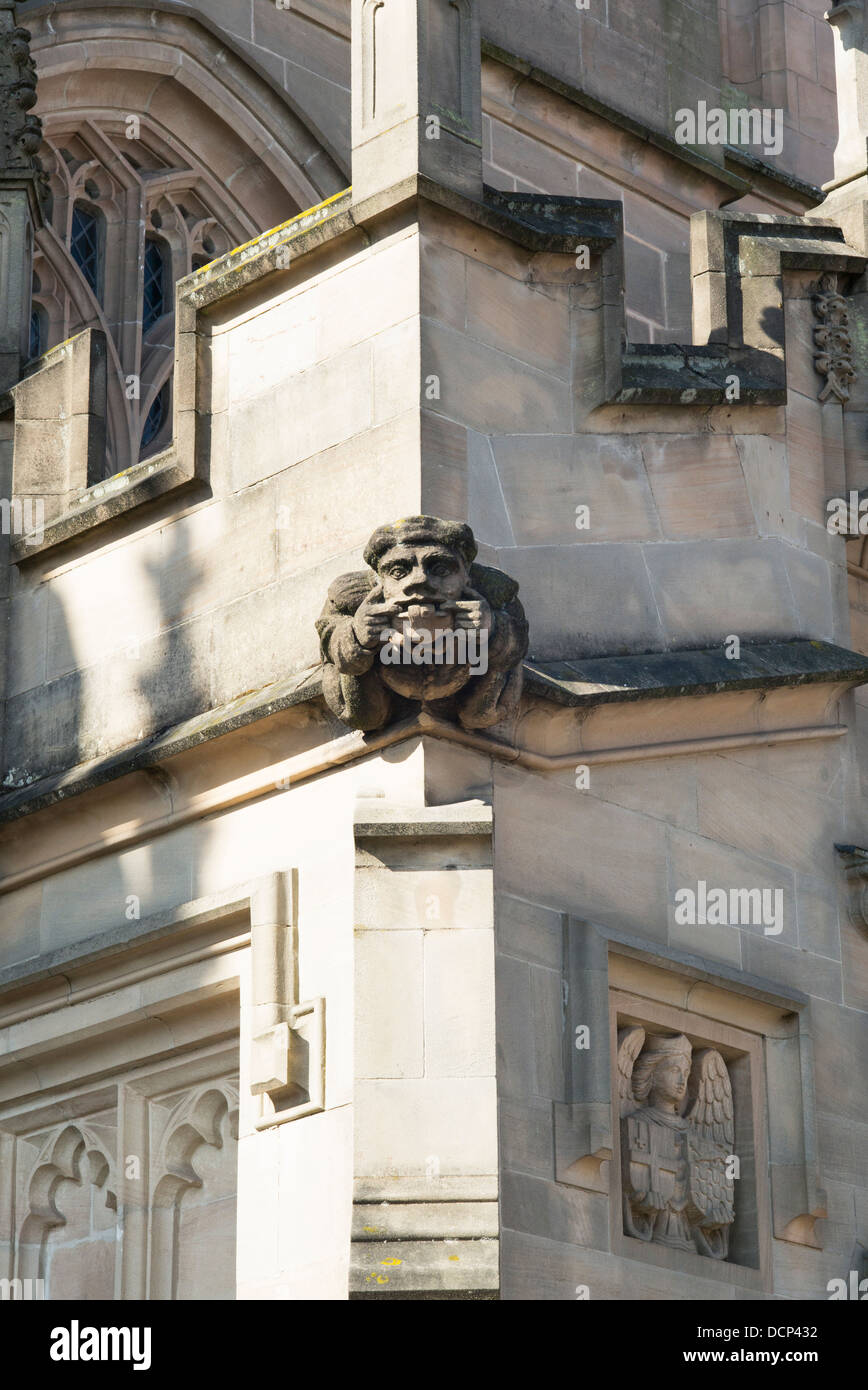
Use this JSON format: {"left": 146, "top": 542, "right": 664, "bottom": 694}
{"left": 617, "top": 1026, "right": 645, "bottom": 1118}
{"left": 686, "top": 1048, "right": 733, "bottom": 1149}
{"left": 685, "top": 1049, "right": 735, "bottom": 1255}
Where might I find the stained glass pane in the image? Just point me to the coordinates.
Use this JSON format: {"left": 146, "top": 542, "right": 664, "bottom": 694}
{"left": 70, "top": 205, "right": 100, "bottom": 295}
{"left": 141, "top": 387, "right": 166, "bottom": 450}
{"left": 29, "top": 308, "right": 43, "bottom": 360}
{"left": 143, "top": 238, "right": 166, "bottom": 332}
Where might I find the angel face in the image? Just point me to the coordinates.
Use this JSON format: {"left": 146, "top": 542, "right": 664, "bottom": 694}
{"left": 649, "top": 1055, "right": 689, "bottom": 1107}
{"left": 375, "top": 543, "right": 469, "bottom": 611}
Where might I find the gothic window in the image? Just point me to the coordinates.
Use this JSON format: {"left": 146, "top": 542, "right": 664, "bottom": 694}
{"left": 31, "top": 132, "right": 246, "bottom": 474}
{"left": 22, "top": 10, "right": 341, "bottom": 482}
{"left": 70, "top": 203, "right": 102, "bottom": 298}
{"left": 141, "top": 384, "right": 168, "bottom": 454}
{"left": 28, "top": 303, "right": 46, "bottom": 360}
{"left": 143, "top": 236, "right": 168, "bottom": 333}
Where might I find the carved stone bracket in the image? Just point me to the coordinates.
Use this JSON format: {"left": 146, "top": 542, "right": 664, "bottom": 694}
{"left": 835, "top": 843, "right": 868, "bottom": 934}
{"left": 813, "top": 273, "right": 855, "bottom": 403}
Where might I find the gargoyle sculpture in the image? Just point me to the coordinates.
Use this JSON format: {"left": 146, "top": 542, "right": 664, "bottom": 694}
{"left": 315, "top": 516, "right": 528, "bottom": 732}
{"left": 618, "top": 1028, "right": 735, "bottom": 1260}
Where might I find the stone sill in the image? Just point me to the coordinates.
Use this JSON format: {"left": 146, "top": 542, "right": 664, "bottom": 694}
{"left": 10, "top": 448, "right": 198, "bottom": 564}
{"left": 0, "top": 667, "right": 324, "bottom": 824}
{"left": 354, "top": 800, "right": 493, "bottom": 839}
{"left": 616, "top": 343, "right": 786, "bottom": 405}
{"left": 1, "top": 639, "right": 864, "bottom": 827}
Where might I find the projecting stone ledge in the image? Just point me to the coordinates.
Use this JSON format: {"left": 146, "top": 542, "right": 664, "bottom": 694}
{"left": 523, "top": 640, "right": 868, "bottom": 707}
{"left": 616, "top": 343, "right": 787, "bottom": 405}
{"left": 0, "top": 639, "right": 864, "bottom": 826}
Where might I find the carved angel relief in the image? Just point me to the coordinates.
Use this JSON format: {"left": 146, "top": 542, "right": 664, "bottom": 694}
{"left": 618, "top": 1028, "right": 735, "bottom": 1260}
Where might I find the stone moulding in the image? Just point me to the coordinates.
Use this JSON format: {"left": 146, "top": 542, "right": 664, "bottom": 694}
{"left": 0, "top": 868, "right": 322, "bottom": 1292}
{"left": 0, "top": 639, "right": 863, "bottom": 902}
{"left": 0, "top": 712, "right": 844, "bottom": 900}
{"left": 0, "top": 638, "right": 862, "bottom": 827}
{"left": 0, "top": 876, "right": 251, "bottom": 1299}
{"left": 621, "top": 210, "right": 867, "bottom": 409}
{"left": 248, "top": 870, "right": 326, "bottom": 1130}
{"left": 555, "top": 919, "right": 827, "bottom": 1273}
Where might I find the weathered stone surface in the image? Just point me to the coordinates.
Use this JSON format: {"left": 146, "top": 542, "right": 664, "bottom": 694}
{"left": 0, "top": 0, "right": 866, "bottom": 1312}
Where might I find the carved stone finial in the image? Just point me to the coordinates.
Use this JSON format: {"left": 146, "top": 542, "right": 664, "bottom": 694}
{"left": 351, "top": 0, "right": 483, "bottom": 206}
{"left": 0, "top": 7, "right": 43, "bottom": 176}
{"left": 813, "top": 274, "right": 855, "bottom": 404}
{"left": 618, "top": 1027, "right": 735, "bottom": 1260}
{"left": 825, "top": 1, "right": 868, "bottom": 187}
{"left": 315, "top": 515, "right": 529, "bottom": 732}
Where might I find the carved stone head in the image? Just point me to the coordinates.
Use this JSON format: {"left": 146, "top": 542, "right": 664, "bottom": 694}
{"left": 631, "top": 1032, "right": 692, "bottom": 1108}
{"left": 316, "top": 515, "right": 529, "bottom": 733}
{"left": 363, "top": 516, "right": 476, "bottom": 614}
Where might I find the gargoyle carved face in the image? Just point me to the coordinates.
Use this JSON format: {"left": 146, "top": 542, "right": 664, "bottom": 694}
{"left": 315, "top": 516, "right": 529, "bottom": 734}
{"left": 376, "top": 542, "right": 469, "bottom": 613}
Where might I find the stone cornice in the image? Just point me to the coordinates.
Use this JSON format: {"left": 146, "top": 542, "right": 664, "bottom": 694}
{"left": 0, "top": 639, "right": 863, "bottom": 833}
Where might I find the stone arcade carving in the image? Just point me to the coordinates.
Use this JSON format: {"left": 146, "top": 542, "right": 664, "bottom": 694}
{"left": 618, "top": 1028, "right": 735, "bottom": 1260}
{"left": 316, "top": 516, "right": 529, "bottom": 732}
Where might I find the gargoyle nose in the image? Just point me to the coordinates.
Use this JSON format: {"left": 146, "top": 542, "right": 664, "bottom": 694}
{"left": 404, "top": 570, "right": 430, "bottom": 591}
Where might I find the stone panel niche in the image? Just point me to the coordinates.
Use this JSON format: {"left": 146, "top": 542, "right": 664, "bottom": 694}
{"left": 553, "top": 920, "right": 826, "bottom": 1295}
{"left": 610, "top": 991, "right": 768, "bottom": 1281}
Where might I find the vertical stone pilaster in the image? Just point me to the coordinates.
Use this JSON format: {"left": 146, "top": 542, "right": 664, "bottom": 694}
{"left": 826, "top": 2, "right": 868, "bottom": 193}
{"left": 816, "top": 4, "right": 868, "bottom": 498}
{"left": 351, "top": 798, "right": 499, "bottom": 1297}
{"left": 351, "top": 0, "right": 483, "bottom": 206}
{"left": 117, "top": 1087, "right": 149, "bottom": 1301}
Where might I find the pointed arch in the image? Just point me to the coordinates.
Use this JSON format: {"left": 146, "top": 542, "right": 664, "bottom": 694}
{"left": 149, "top": 1082, "right": 239, "bottom": 1301}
